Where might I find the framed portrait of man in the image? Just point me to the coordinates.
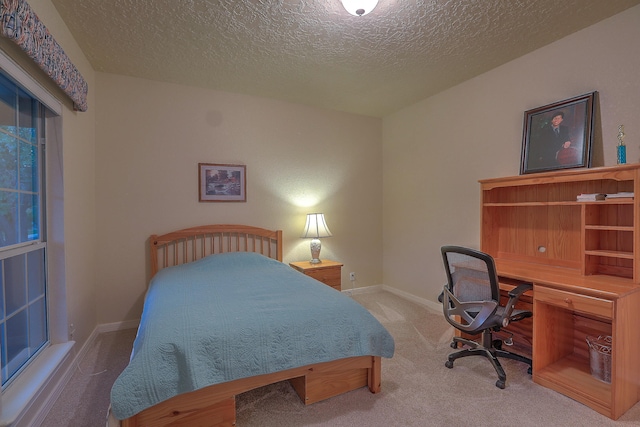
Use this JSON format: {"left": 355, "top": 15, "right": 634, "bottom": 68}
{"left": 520, "top": 92, "right": 596, "bottom": 174}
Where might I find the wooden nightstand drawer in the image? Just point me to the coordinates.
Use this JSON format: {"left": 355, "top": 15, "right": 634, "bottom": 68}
{"left": 289, "top": 260, "right": 343, "bottom": 291}
{"left": 305, "top": 268, "right": 341, "bottom": 289}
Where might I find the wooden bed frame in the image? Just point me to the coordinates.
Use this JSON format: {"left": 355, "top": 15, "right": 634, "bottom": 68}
{"left": 120, "top": 224, "right": 382, "bottom": 427}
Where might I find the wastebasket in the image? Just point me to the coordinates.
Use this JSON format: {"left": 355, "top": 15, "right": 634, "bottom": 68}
{"left": 586, "top": 335, "right": 612, "bottom": 383}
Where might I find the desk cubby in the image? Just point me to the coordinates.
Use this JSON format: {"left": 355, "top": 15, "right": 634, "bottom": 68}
{"left": 480, "top": 164, "right": 640, "bottom": 419}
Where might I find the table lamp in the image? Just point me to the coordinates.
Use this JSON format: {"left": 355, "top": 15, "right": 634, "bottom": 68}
{"left": 301, "top": 213, "right": 332, "bottom": 264}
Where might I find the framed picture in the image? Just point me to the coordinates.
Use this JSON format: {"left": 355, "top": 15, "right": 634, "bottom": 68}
{"left": 198, "top": 163, "right": 246, "bottom": 202}
{"left": 520, "top": 92, "right": 596, "bottom": 174}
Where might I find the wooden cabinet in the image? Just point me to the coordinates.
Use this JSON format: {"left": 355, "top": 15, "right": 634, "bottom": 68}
{"left": 532, "top": 280, "right": 640, "bottom": 420}
{"left": 479, "top": 164, "right": 640, "bottom": 420}
{"left": 289, "top": 260, "right": 343, "bottom": 291}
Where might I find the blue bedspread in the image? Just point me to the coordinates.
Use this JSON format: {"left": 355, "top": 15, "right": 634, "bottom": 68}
{"left": 110, "top": 252, "right": 395, "bottom": 420}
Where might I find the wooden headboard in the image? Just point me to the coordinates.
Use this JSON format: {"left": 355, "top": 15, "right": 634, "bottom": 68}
{"left": 150, "top": 224, "right": 283, "bottom": 278}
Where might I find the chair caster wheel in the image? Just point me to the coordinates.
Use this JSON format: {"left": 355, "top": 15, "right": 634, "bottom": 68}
{"left": 495, "top": 380, "right": 505, "bottom": 389}
{"left": 445, "top": 360, "right": 454, "bottom": 369}
{"left": 450, "top": 341, "right": 458, "bottom": 349}
{"left": 527, "top": 367, "right": 532, "bottom": 375}
{"left": 493, "top": 339, "right": 502, "bottom": 350}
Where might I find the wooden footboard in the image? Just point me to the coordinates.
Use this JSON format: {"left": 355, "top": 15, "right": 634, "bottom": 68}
{"left": 120, "top": 356, "right": 381, "bottom": 427}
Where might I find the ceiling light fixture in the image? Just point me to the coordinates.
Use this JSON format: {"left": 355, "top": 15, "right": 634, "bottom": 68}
{"left": 340, "top": 0, "right": 379, "bottom": 16}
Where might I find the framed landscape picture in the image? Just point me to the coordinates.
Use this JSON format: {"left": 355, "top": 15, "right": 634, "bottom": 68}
{"left": 198, "top": 163, "right": 246, "bottom": 202}
{"left": 520, "top": 92, "right": 596, "bottom": 174}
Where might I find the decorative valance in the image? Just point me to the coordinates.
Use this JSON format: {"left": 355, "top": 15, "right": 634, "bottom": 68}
{"left": 0, "top": 0, "right": 88, "bottom": 111}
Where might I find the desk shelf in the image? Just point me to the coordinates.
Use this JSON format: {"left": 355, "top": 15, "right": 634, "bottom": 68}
{"left": 584, "top": 249, "right": 633, "bottom": 259}
{"left": 535, "top": 355, "right": 611, "bottom": 415}
{"left": 484, "top": 199, "right": 635, "bottom": 207}
{"left": 584, "top": 225, "right": 633, "bottom": 231}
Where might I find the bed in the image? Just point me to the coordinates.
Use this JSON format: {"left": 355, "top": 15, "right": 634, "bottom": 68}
{"left": 109, "top": 224, "right": 395, "bottom": 427}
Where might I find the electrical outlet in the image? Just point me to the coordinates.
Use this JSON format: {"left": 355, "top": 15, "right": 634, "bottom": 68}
{"left": 69, "top": 323, "right": 75, "bottom": 340}
{"left": 349, "top": 272, "right": 356, "bottom": 281}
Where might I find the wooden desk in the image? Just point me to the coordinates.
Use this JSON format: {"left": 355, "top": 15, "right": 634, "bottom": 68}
{"left": 480, "top": 165, "right": 640, "bottom": 420}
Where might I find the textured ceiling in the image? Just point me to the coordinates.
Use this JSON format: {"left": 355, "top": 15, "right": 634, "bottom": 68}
{"left": 51, "top": 0, "right": 640, "bottom": 117}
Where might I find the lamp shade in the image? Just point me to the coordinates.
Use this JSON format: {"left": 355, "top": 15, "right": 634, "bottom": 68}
{"left": 340, "top": 0, "right": 379, "bottom": 16}
{"left": 301, "top": 213, "right": 332, "bottom": 264}
{"left": 301, "top": 213, "right": 333, "bottom": 238}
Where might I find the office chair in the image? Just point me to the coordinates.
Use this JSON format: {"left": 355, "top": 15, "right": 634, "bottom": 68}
{"left": 440, "top": 246, "right": 532, "bottom": 389}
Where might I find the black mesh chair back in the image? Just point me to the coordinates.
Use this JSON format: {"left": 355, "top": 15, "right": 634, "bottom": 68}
{"left": 441, "top": 247, "right": 500, "bottom": 334}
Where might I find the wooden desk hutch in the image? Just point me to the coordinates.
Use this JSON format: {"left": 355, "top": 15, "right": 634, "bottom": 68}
{"left": 479, "top": 164, "right": 640, "bottom": 420}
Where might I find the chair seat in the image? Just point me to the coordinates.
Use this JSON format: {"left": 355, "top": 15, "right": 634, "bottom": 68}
{"left": 461, "top": 307, "right": 531, "bottom": 335}
{"left": 497, "top": 306, "right": 532, "bottom": 322}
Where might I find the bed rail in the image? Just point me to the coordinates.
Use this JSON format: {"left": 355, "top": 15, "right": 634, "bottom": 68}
{"left": 150, "top": 224, "right": 283, "bottom": 278}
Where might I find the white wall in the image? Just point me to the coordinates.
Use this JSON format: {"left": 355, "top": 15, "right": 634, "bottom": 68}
{"left": 382, "top": 5, "right": 640, "bottom": 303}
{"left": 94, "top": 74, "right": 382, "bottom": 324}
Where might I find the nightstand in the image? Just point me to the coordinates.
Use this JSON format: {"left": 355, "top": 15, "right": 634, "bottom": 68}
{"left": 289, "top": 260, "right": 343, "bottom": 291}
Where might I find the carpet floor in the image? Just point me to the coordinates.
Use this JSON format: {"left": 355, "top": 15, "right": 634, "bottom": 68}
{"left": 41, "top": 290, "right": 640, "bottom": 426}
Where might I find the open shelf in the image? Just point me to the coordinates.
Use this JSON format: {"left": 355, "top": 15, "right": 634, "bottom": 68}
{"left": 535, "top": 354, "right": 611, "bottom": 414}
{"left": 585, "top": 225, "right": 633, "bottom": 231}
{"left": 584, "top": 249, "right": 634, "bottom": 259}
{"left": 485, "top": 199, "right": 635, "bottom": 207}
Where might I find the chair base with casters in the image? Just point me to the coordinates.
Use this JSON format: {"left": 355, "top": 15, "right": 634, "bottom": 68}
{"left": 445, "top": 327, "right": 532, "bottom": 389}
{"left": 440, "top": 245, "right": 533, "bottom": 389}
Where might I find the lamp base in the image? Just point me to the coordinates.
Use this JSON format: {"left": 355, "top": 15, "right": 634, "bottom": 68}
{"left": 310, "top": 238, "right": 322, "bottom": 264}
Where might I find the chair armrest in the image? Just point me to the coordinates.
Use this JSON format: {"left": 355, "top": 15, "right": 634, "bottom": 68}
{"left": 502, "top": 282, "right": 533, "bottom": 325}
{"left": 508, "top": 282, "right": 533, "bottom": 299}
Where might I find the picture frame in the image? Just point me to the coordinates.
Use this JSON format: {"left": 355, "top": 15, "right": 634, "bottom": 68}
{"left": 198, "top": 163, "right": 246, "bottom": 202}
{"left": 520, "top": 92, "right": 596, "bottom": 174}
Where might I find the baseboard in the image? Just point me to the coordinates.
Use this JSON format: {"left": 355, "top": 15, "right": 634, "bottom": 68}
{"left": 341, "top": 284, "right": 382, "bottom": 296}
{"left": 380, "top": 284, "right": 441, "bottom": 313}
{"left": 342, "top": 283, "right": 441, "bottom": 313}
{"left": 97, "top": 319, "right": 140, "bottom": 334}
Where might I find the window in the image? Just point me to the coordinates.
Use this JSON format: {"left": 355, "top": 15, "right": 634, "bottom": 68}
{"left": 0, "top": 71, "right": 47, "bottom": 388}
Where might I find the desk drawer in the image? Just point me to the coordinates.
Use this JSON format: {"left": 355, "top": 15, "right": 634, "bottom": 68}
{"left": 534, "top": 285, "right": 613, "bottom": 319}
